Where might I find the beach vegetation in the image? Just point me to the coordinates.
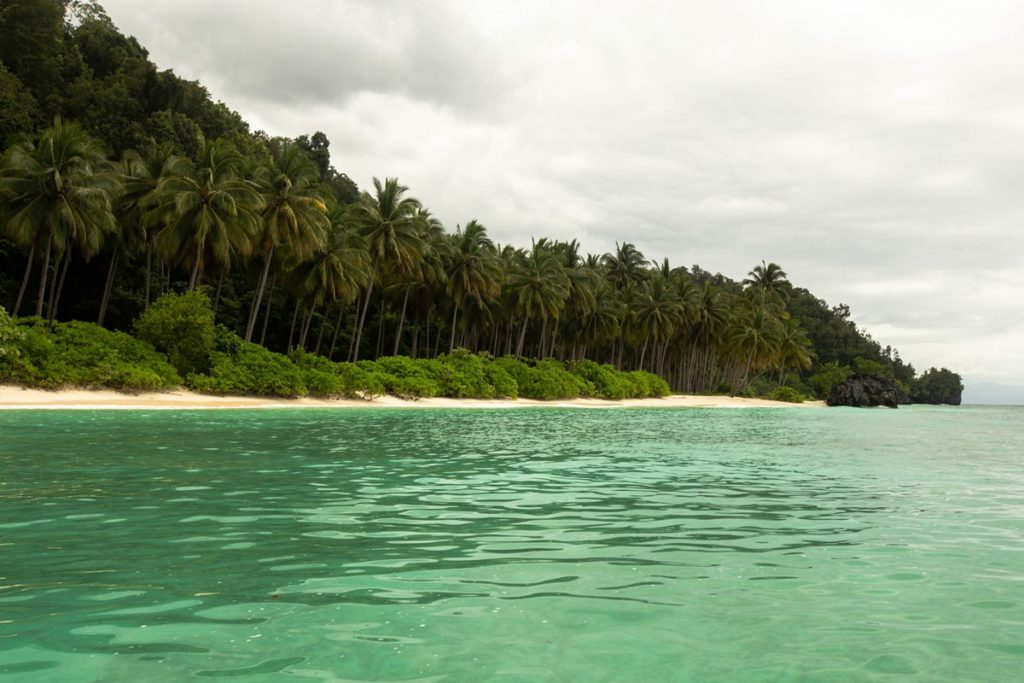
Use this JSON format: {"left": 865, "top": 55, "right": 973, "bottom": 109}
{"left": 134, "top": 290, "right": 216, "bottom": 377}
{"left": 0, "top": 317, "right": 180, "bottom": 391}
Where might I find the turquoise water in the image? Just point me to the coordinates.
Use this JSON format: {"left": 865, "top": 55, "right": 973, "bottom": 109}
{"left": 1, "top": 405, "right": 1022, "bottom": 682}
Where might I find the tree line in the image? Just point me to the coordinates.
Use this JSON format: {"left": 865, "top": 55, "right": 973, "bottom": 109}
{"left": 0, "top": 0, "right": 961, "bottom": 401}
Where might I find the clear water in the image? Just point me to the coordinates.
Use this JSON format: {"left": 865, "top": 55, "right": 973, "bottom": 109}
{"left": 1, "top": 405, "right": 1022, "bottom": 682}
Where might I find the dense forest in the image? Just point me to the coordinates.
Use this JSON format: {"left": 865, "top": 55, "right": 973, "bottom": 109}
{"left": 0, "top": 0, "right": 963, "bottom": 404}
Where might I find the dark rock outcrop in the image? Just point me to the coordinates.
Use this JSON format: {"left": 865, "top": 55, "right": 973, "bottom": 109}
{"left": 827, "top": 374, "right": 903, "bottom": 408}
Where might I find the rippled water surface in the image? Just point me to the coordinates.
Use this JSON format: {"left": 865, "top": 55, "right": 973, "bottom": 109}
{"left": 1, "top": 405, "right": 1023, "bottom": 681}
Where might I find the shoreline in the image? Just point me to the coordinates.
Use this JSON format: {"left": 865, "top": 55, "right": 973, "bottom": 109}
{"left": 0, "top": 385, "right": 824, "bottom": 410}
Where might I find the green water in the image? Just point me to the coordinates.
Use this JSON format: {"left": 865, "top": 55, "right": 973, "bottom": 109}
{"left": 0, "top": 406, "right": 1022, "bottom": 682}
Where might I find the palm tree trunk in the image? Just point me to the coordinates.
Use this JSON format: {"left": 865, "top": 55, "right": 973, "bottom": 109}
{"left": 516, "top": 317, "right": 529, "bottom": 357}
{"left": 287, "top": 300, "right": 300, "bottom": 350}
{"left": 259, "top": 275, "right": 276, "bottom": 347}
{"left": 375, "top": 308, "right": 385, "bottom": 358}
{"left": 246, "top": 244, "right": 275, "bottom": 341}
{"left": 328, "top": 304, "right": 346, "bottom": 360}
{"left": 144, "top": 240, "right": 153, "bottom": 310}
{"left": 212, "top": 273, "right": 224, "bottom": 315}
{"left": 187, "top": 243, "right": 202, "bottom": 291}
{"left": 351, "top": 257, "right": 380, "bottom": 361}
{"left": 448, "top": 305, "right": 459, "bottom": 353}
{"left": 35, "top": 233, "right": 53, "bottom": 318}
{"left": 98, "top": 245, "right": 120, "bottom": 325}
{"left": 424, "top": 311, "right": 431, "bottom": 359}
{"left": 639, "top": 333, "right": 650, "bottom": 370}
{"left": 300, "top": 305, "right": 316, "bottom": 349}
{"left": 392, "top": 285, "right": 411, "bottom": 356}
{"left": 315, "top": 304, "right": 329, "bottom": 354}
{"left": 50, "top": 251, "right": 71, "bottom": 323}
{"left": 14, "top": 243, "right": 35, "bottom": 317}
{"left": 46, "top": 250, "right": 63, "bottom": 322}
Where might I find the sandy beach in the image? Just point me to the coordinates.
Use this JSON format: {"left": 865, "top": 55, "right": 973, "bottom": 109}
{"left": 0, "top": 385, "right": 824, "bottom": 410}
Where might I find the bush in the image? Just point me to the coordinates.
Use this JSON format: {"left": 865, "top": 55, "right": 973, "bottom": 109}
{"left": 571, "top": 360, "right": 630, "bottom": 399}
{"left": 483, "top": 362, "right": 518, "bottom": 399}
{"left": 768, "top": 386, "right": 805, "bottom": 403}
{"left": 360, "top": 356, "right": 441, "bottom": 399}
{"left": 495, "top": 357, "right": 589, "bottom": 400}
{"left": 188, "top": 327, "right": 305, "bottom": 397}
{"left": 433, "top": 349, "right": 495, "bottom": 398}
{"left": 134, "top": 291, "right": 216, "bottom": 377}
{"left": 0, "top": 305, "right": 23, "bottom": 360}
{"left": 289, "top": 350, "right": 383, "bottom": 399}
{"left": 0, "top": 318, "right": 181, "bottom": 392}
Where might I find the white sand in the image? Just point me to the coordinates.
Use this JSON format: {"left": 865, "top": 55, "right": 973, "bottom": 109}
{"left": 0, "top": 385, "right": 824, "bottom": 410}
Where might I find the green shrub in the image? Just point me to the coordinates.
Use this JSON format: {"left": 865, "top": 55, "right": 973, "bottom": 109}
{"left": 0, "top": 305, "right": 23, "bottom": 360}
{"left": 483, "top": 362, "right": 518, "bottom": 399}
{"left": 134, "top": 291, "right": 215, "bottom": 376}
{"left": 495, "top": 357, "right": 588, "bottom": 400}
{"left": 188, "top": 327, "right": 305, "bottom": 397}
{"left": 571, "top": 360, "right": 630, "bottom": 399}
{"left": 289, "top": 350, "right": 383, "bottom": 399}
{"left": 769, "top": 386, "right": 805, "bottom": 403}
{"left": 360, "top": 356, "right": 441, "bottom": 399}
{"left": 0, "top": 318, "right": 180, "bottom": 392}
{"left": 433, "top": 349, "right": 495, "bottom": 398}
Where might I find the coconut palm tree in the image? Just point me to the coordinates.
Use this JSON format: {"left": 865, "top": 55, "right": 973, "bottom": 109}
{"left": 507, "top": 244, "right": 570, "bottom": 357}
{"left": 0, "top": 118, "right": 118, "bottom": 317}
{"left": 775, "top": 317, "right": 814, "bottom": 385}
{"left": 96, "top": 146, "right": 188, "bottom": 324}
{"left": 601, "top": 242, "right": 648, "bottom": 290}
{"left": 154, "top": 139, "right": 263, "bottom": 291}
{"left": 445, "top": 219, "right": 500, "bottom": 352}
{"left": 743, "top": 260, "right": 790, "bottom": 303}
{"left": 349, "top": 177, "right": 422, "bottom": 360}
{"left": 245, "top": 143, "right": 329, "bottom": 341}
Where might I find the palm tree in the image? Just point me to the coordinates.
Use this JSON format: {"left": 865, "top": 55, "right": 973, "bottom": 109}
{"left": 446, "top": 220, "right": 500, "bottom": 352}
{"left": 775, "top": 318, "right": 814, "bottom": 385}
{"left": 601, "top": 242, "right": 648, "bottom": 290}
{"left": 633, "top": 276, "right": 684, "bottom": 373}
{"left": 154, "top": 140, "right": 263, "bottom": 291}
{"left": 245, "top": 144, "right": 329, "bottom": 341}
{"left": 0, "top": 118, "right": 118, "bottom": 317}
{"left": 293, "top": 206, "right": 371, "bottom": 355}
{"left": 349, "top": 177, "right": 422, "bottom": 360}
{"left": 743, "top": 260, "right": 790, "bottom": 303}
{"left": 506, "top": 244, "right": 570, "bottom": 357}
{"left": 729, "top": 302, "right": 781, "bottom": 392}
{"left": 97, "top": 146, "right": 188, "bottom": 324}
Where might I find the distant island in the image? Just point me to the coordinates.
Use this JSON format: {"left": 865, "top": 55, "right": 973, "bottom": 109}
{"left": 0, "top": 2, "right": 961, "bottom": 405}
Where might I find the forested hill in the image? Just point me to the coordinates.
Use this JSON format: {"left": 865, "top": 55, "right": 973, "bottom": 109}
{"left": 0, "top": 0, "right": 963, "bottom": 404}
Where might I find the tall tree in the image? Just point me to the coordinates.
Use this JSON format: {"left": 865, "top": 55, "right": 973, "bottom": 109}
{"left": 0, "top": 117, "right": 117, "bottom": 317}
{"left": 445, "top": 220, "right": 500, "bottom": 353}
{"left": 245, "top": 143, "right": 328, "bottom": 341}
{"left": 350, "top": 177, "right": 422, "bottom": 360}
{"left": 153, "top": 139, "right": 263, "bottom": 291}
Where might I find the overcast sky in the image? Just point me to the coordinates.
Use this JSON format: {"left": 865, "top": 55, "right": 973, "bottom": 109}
{"left": 101, "top": 0, "right": 1024, "bottom": 402}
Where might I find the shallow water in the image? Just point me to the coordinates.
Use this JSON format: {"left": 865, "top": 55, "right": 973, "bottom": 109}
{"left": 1, "top": 405, "right": 1022, "bottom": 682}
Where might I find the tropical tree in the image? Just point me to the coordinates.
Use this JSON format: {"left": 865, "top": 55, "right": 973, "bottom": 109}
{"left": 601, "top": 242, "right": 648, "bottom": 290}
{"left": 0, "top": 118, "right": 118, "bottom": 318}
{"left": 153, "top": 139, "right": 263, "bottom": 291}
{"left": 244, "top": 143, "right": 329, "bottom": 341}
{"left": 506, "top": 243, "right": 570, "bottom": 357}
{"left": 98, "top": 145, "right": 188, "bottom": 324}
{"left": 350, "top": 177, "right": 422, "bottom": 360}
{"left": 743, "top": 260, "right": 790, "bottom": 303}
{"left": 445, "top": 219, "right": 500, "bottom": 352}
{"left": 774, "top": 317, "right": 814, "bottom": 385}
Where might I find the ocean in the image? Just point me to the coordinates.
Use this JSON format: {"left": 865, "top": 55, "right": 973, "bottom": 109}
{"left": 1, "top": 405, "right": 1021, "bottom": 681}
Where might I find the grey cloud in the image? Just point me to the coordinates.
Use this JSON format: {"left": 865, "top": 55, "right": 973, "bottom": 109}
{"left": 101, "top": 1, "right": 1024, "bottom": 388}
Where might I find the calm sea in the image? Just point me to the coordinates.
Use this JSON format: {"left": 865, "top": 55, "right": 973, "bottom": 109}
{"left": 1, "top": 405, "right": 1022, "bottom": 682}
